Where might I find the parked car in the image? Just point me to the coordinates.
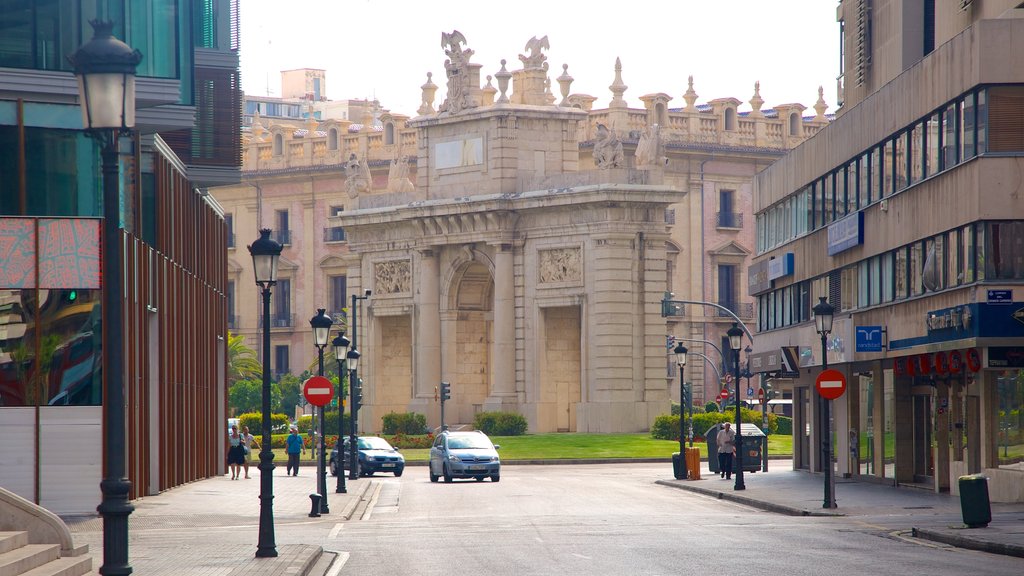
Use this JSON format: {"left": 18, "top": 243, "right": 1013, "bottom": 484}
{"left": 330, "top": 436, "right": 405, "bottom": 477}
{"left": 429, "top": 430, "right": 500, "bottom": 483}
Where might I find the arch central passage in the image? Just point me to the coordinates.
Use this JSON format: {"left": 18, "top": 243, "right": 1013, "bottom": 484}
{"left": 450, "top": 261, "right": 493, "bottom": 423}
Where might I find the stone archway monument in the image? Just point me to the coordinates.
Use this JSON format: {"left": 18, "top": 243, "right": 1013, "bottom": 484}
{"left": 337, "top": 31, "right": 685, "bottom": 433}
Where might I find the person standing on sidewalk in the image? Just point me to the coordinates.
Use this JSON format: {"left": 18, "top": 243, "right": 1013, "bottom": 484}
{"left": 716, "top": 422, "right": 736, "bottom": 480}
{"left": 227, "top": 425, "right": 245, "bottom": 480}
{"left": 240, "top": 426, "right": 257, "bottom": 479}
{"left": 286, "top": 426, "right": 305, "bottom": 476}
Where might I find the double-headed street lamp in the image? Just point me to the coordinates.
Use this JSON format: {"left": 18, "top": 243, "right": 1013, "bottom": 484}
{"left": 727, "top": 323, "right": 746, "bottom": 491}
{"left": 346, "top": 347, "right": 361, "bottom": 479}
{"left": 673, "top": 342, "right": 688, "bottom": 480}
{"left": 70, "top": 19, "right": 141, "bottom": 576}
{"left": 248, "top": 229, "right": 283, "bottom": 557}
{"left": 332, "top": 331, "right": 350, "bottom": 493}
{"left": 813, "top": 296, "right": 837, "bottom": 509}
{"left": 310, "top": 309, "right": 333, "bottom": 514}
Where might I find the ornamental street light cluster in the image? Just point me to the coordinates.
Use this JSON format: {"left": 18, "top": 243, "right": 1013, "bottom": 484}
{"left": 70, "top": 19, "right": 142, "bottom": 575}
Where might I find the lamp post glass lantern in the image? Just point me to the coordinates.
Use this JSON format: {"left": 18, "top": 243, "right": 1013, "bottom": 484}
{"left": 69, "top": 19, "right": 141, "bottom": 576}
{"left": 346, "top": 347, "right": 361, "bottom": 480}
{"left": 248, "top": 229, "right": 282, "bottom": 557}
{"left": 727, "top": 323, "right": 745, "bottom": 490}
{"left": 332, "top": 332, "right": 350, "bottom": 493}
{"left": 673, "top": 342, "right": 688, "bottom": 480}
{"left": 309, "top": 309, "right": 333, "bottom": 514}
{"left": 813, "top": 296, "right": 837, "bottom": 509}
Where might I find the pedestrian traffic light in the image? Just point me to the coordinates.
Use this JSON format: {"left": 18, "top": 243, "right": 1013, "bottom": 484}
{"left": 440, "top": 381, "right": 450, "bottom": 402}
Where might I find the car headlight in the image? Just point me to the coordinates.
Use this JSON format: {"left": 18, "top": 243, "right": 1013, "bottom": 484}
{"left": 490, "top": 456, "right": 500, "bottom": 463}
{"left": 447, "top": 453, "right": 461, "bottom": 462}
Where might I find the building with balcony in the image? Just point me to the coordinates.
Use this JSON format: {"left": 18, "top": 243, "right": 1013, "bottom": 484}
{"left": 0, "top": 1, "right": 239, "bottom": 514}
{"left": 751, "top": 1, "right": 1024, "bottom": 502}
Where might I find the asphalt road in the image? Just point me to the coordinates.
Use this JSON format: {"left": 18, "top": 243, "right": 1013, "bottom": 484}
{"left": 324, "top": 464, "right": 1022, "bottom": 576}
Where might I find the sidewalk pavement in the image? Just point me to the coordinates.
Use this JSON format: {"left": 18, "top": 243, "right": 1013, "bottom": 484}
{"left": 658, "top": 462, "right": 1024, "bottom": 559}
{"left": 63, "top": 460, "right": 1024, "bottom": 576}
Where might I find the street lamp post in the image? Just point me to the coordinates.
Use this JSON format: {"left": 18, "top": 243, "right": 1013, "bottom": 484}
{"left": 673, "top": 343, "right": 688, "bottom": 480}
{"left": 69, "top": 20, "right": 141, "bottom": 576}
{"left": 309, "top": 309, "right": 333, "bottom": 514}
{"left": 813, "top": 296, "right": 837, "bottom": 509}
{"left": 248, "top": 229, "right": 283, "bottom": 557}
{"left": 346, "top": 347, "right": 361, "bottom": 479}
{"left": 332, "top": 332, "right": 350, "bottom": 493}
{"left": 727, "top": 323, "right": 746, "bottom": 491}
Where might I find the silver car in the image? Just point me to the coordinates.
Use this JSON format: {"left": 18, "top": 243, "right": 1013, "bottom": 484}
{"left": 429, "top": 430, "right": 501, "bottom": 483}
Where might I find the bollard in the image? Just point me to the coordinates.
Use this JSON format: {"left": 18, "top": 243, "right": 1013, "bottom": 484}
{"left": 308, "top": 493, "right": 322, "bottom": 518}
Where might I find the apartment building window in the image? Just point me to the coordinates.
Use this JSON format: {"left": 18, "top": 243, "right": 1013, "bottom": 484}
{"left": 718, "top": 189, "right": 740, "bottom": 228}
{"left": 988, "top": 86, "right": 1024, "bottom": 153}
{"left": 328, "top": 128, "right": 339, "bottom": 150}
{"left": 330, "top": 275, "right": 347, "bottom": 316}
{"left": 274, "top": 345, "right": 290, "bottom": 378}
{"left": 227, "top": 281, "right": 236, "bottom": 330}
{"left": 273, "top": 278, "right": 291, "bottom": 326}
{"left": 962, "top": 93, "right": 977, "bottom": 160}
{"left": 275, "top": 210, "right": 290, "bottom": 245}
{"left": 225, "top": 213, "right": 235, "bottom": 248}
{"left": 717, "top": 265, "right": 737, "bottom": 313}
{"left": 325, "top": 206, "right": 345, "bottom": 242}
{"left": 273, "top": 133, "right": 283, "bottom": 156}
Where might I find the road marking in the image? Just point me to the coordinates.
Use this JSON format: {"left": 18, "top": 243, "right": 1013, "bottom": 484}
{"left": 571, "top": 553, "right": 591, "bottom": 560}
{"left": 325, "top": 551, "right": 350, "bottom": 576}
{"left": 360, "top": 481, "right": 384, "bottom": 521}
{"left": 328, "top": 523, "right": 344, "bottom": 539}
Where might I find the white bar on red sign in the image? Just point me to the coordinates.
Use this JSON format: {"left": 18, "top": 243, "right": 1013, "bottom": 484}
{"left": 819, "top": 380, "right": 843, "bottom": 388}
{"left": 308, "top": 388, "right": 331, "bottom": 395}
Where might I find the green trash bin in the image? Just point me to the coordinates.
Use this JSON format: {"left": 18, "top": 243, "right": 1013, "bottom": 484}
{"left": 958, "top": 474, "right": 991, "bottom": 528}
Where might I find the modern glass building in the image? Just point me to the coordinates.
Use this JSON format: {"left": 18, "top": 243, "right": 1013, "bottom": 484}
{"left": 0, "top": 0, "right": 239, "bottom": 514}
{"left": 751, "top": 1, "right": 1024, "bottom": 502}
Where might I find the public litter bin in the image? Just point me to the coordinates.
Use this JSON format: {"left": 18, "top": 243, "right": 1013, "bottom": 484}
{"left": 707, "top": 423, "right": 766, "bottom": 475}
{"left": 672, "top": 452, "right": 687, "bottom": 480}
{"left": 958, "top": 474, "right": 991, "bottom": 528}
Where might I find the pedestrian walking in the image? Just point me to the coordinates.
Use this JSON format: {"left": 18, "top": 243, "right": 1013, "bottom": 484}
{"left": 240, "top": 426, "right": 257, "bottom": 479}
{"left": 716, "top": 422, "right": 736, "bottom": 480}
{"left": 286, "top": 426, "right": 305, "bottom": 476}
{"left": 227, "top": 425, "right": 245, "bottom": 480}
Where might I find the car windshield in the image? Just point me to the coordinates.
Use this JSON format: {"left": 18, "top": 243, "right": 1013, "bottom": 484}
{"left": 447, "top": 435, "right": 493, "bottom": 450}
{"left": 359, "top": 437, "right": 393, "bottom": 450}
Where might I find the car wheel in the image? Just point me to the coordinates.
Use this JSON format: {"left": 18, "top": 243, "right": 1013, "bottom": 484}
{"left": 443, "top": 464, "right": 453, "bottom": 483}
{"left": 475, "top": 476, "right": 484, "bottom": 482}
{"left": 491, "top": 474, "right": 500, "bottom": 482}
{"left": 429, "top": 466, "right": 438, "bottom": 483}
{"left": 394, "top": 469, "right": 403, "bottom": 477}
{"left": 329, "top": 459, "right": 337, "bottom": 477}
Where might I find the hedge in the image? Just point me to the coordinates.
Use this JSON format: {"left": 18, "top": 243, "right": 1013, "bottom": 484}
{"left": 382, "top": 412, "right": 428, "bottom": 435}
{"left": 776, "top": 415, "right": 792, "bottom": 435}
{"left": 473, "top": 411, "right": 528, "bottom": 436}
{"left": 237, "top": 412, "right": 290, "bottom": 436}
{"left": 297, "top": 412, "right": 351, "bottom": 435}
{"left": 652, "top": 408, "right": 779, "bottom": 441}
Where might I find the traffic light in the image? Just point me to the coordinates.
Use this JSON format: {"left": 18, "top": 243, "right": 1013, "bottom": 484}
{"left": 352, "top": 378, "right": 363, "bottom": 412}
{"left": 440, "top": 381, "right": 451, "bottom": 402}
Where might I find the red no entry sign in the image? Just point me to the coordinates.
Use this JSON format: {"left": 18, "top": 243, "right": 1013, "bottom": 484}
{"left": 719, "top": 388, "right": 730, "bottom": 400}
{"left": 815, "top": 369, "right": 847, "bottom": 400}
{"left": 303, "top": 376, "right": 334, "bottom": 407}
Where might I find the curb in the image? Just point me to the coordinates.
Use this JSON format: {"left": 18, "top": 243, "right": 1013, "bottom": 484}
{"left": 655, "top": 479, "right": 842, "bottom": 517}
{"left": 911, "top": 527, "right": 1024, "bottom": 559}
{"left": 337, "top": 480, "right": 373, "bottom": 521}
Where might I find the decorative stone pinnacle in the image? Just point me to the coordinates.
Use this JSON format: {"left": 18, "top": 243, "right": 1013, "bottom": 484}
{"left": 495, "top": 59, "right": 511, "bottom": 104}
{"left": 749, "top": 80, "right": 764, "bottom": 117}
{"left": 557, "top": 63, "right": 574, "bottom": 107}
{"left": 418, "top": 71, "right": 437, "bottom": 116}
{"left": 814, "top": 85, "right": 828, "bottom": 120}
{"left": 683, "top": 75, "right": 698, "bottom": 111}
{"left": 482, "top": 74, "right": 497, "bottom": 106}
{"left": 609, "top": 57, "right": 627, "bottom": 108}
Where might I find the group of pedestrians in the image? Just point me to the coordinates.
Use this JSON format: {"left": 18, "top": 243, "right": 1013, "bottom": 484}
{"left": 227, "top": 425, "right": 257, "bottom": 480}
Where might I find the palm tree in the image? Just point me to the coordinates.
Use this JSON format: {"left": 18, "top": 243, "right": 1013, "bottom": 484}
{"left": 227, "top": 331, "right": 262, "bottom": 385}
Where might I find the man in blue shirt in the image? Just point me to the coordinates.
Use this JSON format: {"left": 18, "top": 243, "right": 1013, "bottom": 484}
{"left": 286, "top": 426, "right": 305, "bottom": 476}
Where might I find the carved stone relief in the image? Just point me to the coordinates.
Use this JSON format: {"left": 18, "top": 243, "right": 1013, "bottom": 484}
{"left": 538, "top": 247, "right": 582, "bottom": 284}
{"left": 375, "top": 259, "right": 412, "bottom": 294}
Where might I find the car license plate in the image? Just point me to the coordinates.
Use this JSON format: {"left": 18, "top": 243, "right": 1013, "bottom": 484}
{"left": 469, "top": 465, "right": 486, "bottom": 471}
{"left": 382, "top": 463, "right": 395, "bottom": 468}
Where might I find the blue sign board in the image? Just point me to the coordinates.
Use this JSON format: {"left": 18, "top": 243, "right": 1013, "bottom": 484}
{"left": 767, "top": 252, "right": 795, "bottom": 281}
{"left": 988, "top": 289, "right": 1012, "bottom": 304}
{"left": 827, "top": 211, "right": 864, "bottom": 256}
{"left": 856, "top": 325, "right": 884, "bottom": 352}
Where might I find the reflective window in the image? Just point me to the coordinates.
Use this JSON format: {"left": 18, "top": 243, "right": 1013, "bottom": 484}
{"left": 962, "top": 92, "right": 977, "bottom": 160}
{"left": 1, "top": 127, "right": 102, "bottom": 218}
{"left": 986, "top": 221, "right": 1024, "bottom": 280}
{"left": 909, "top": 123, "right": 924, "bottom": 185}
{"left": 943, "top": 103, "right": 958, "bottom": 169}
{"left": 995, "top": 371, "right": 1024, "bottom": 470}
{"left": 893, "top": 133, "right": 908, "bottom": 192}
{"left": 926, "top": 112, "right": 941, "bottom": 178}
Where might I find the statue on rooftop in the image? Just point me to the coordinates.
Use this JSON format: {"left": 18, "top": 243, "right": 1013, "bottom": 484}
{"left": 387, "top": 154, "right": 415, "bottom": 193}
{"left": 593, "top": 123, "right": 624, "bottom": 169}
{"left": 440, "top": 30, "right": 474, "bottom": 114}
{"left": 635, "top": 123, "right": 662, "bottom": 168}
{"left": 519, "top": 35, "right": 550, "bottom": 70}
{"left": 344, "top": 153, "right": 371, "bottom": 197}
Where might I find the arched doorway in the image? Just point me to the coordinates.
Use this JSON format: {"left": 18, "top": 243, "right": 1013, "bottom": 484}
{"left": 445, "top": 260, "right": 494, "bottom": 424}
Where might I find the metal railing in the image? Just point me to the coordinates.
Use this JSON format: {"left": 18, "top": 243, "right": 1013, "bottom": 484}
{"left": 260, "top": 314, "right": 295, "bottom": 328}
{"left": 716, "top": 301, "right": 754, "bottom": 319}
{"left": 716, "top": 211, "right": 743, "bottom": 228}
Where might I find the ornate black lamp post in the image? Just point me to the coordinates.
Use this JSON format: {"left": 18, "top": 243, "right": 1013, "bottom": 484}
{"left": 727, "top": 323, "right": 746, "bottom": 491}
{"left": 332, "top": 331, "right": 350, "bottom": 493}
{"left": 309, "top": 309, "right": 333, "bottom": 514}
{"left": 248, "top": 229, "right": 282, "bottom": 557}
{"left": 672, "top": 342, "right": 688, "bottom": 479}
{"left": 346, "top": 348, "right": 361, "bottom": 479}
{"left": 813, "top": 296, "right": 836, "bottom": 509}
{"left": 69, "top": 20, "right": 141, "bottom": 576}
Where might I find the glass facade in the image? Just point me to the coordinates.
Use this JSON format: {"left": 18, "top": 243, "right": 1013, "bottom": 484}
{"left": 0, "top": 127, "right": 102, "bottom": 217}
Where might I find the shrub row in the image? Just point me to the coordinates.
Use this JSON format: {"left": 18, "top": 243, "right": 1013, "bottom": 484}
{"left": 652, "top": 408, "right": 780, "bottom": 441}
{"left": 382, "top": 412, "right": 428, "bottom": 435}
{"left": 296, "top": 412, "right": 352, "bottom": 435}
{"left": 237, "top": 412, "right": 290, "bottom": 435}
{"left": 473, "top": 411, "right": 528, "bottom": 436}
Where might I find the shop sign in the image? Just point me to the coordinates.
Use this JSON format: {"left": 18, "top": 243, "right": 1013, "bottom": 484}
{"left": 747, "top": 259, "right": 771, "bottom": 295}
{"left": 987, "top": 347, "right": 1024, "bottom": 369}
{"left": 926, "top": 305, "right": 972, "bottom": 334}
{"left": 827, "top": 211, "right": 864, "bottom": 256}
{"left": 767, "top": 253, "right": 794, "bottom": 281}
{"left": 855, "top": 326, "right": 883, "bottom": 352}
{"left": 894, "top": 348, "right": 981, "bottom": 376}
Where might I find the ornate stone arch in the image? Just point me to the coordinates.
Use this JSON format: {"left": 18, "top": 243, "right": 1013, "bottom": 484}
{"left": 441, "top": 246, "right": 495, "bottom": 311}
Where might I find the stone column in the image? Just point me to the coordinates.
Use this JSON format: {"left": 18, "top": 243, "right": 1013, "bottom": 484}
{"left": 486, "top": 243, "right": 515, "bottom": 409}
{"left": 415, "top": 249, "right": 441, "bottom": 400}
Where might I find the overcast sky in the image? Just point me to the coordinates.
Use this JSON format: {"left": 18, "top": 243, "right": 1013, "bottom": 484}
{"left": 240, "top": 0, "right": 841, "bottom": 117}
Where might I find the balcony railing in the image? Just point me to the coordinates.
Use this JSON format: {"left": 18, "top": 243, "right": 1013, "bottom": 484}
{"left": 260, "top": 313, "right": 295, "bottom": 328}
{"left": 323, "top": 226, "right": 346, "bottom": 242}
{"left": 716, "top": 301, "right": 754, "bottom": 319}
{"left": 716, "top": 211, "right": 743, "bottom": 228}
{"left": 273, "top": 229, "right": 291, "bottom": 245}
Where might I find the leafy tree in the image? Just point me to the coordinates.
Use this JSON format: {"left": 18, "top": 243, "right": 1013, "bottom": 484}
{"left": 277, "top": 373, "right": 303, "bottom": 419}
{"left": 229, "top": 378, "right": 282, "bottom": 415}
{"left": 227, "top": 331, "right": 261, "bottom": 385}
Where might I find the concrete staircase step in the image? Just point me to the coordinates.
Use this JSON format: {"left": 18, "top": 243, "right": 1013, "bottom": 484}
{"left": 0, "top": 534, "right": 28, "bottom": 556}
{"left": 19, "top": 556, "right": 91, "bottom": 576}
{"left": 0, "top": 544, "right": 59, "bottom": 576}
